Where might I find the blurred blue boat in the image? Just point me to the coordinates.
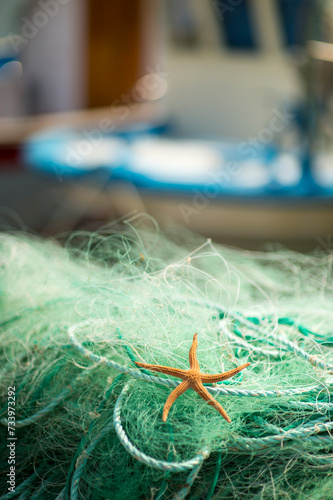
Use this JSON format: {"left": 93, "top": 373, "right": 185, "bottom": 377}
{"left": 23, "top": 123, "right": 333, "bottom": 198}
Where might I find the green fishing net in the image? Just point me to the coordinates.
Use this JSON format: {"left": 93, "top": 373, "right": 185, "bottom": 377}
{"left": 0, "top": 216, "right": 333, "bottom": 499}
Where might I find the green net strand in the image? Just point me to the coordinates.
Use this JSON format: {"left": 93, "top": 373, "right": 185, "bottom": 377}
{"left": 1, "top": 225, "right": 333, "bottom": 498}
{"left": 116, "top": 327, "right": 157, "bottom": 377}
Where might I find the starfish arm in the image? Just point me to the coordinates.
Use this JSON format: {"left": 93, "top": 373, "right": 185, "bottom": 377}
{"left": 162, "top": 380, "right": 190, "bottom": 422}
{"left": 135, "top": 362, "right": 187, "bottom": 380}
{"left": 194, "top": 381, "right": 231, "bottom": 423}
{"left": 189, "top": 333, "right": 199, "bottom": 370}
{"left": 200, "top": 362, "right": 250, "bottom": 384}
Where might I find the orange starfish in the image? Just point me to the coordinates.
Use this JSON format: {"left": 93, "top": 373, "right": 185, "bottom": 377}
{"left": 135, "top": 333, "right": 250, "bottom": 422}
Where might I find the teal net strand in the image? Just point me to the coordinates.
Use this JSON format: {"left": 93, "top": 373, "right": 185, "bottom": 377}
{"left": 205, "top": 452, "right": 222, "bottom": 500}
{"left": 226, "top": 311, "right": 332, "bottom": 353}
{"left": 221, "top": 324, "right": 281, "bottom": 358}
{"left": 116, "top": 327, "right": 155, "bottom": 376}
{"left": 277, "top": 317, "right": 333, "bottom": 344}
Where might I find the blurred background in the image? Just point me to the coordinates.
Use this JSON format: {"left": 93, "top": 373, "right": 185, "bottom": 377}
{"left": 0, "top": 0, "right": 332, "bottom": 251}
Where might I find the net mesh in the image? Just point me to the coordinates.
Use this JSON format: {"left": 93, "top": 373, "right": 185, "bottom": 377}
{"left": 0, "top": 216, "right": 333, "bottom": 499}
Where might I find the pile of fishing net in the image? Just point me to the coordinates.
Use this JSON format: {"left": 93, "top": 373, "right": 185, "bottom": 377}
{"left": 0, "top": 216, "right": 333, "bottom": 499}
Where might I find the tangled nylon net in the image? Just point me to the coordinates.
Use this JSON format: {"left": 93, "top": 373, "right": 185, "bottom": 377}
{"left": 0, "top": 216, "right": 333, "bottom": 499}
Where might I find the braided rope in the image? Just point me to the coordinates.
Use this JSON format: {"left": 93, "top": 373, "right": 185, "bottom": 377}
{"left": 228, "top": 420, "right": 333, "bottom": 452}
{"left": 301, "top": 452, "right": 333, "bottom": 466}
{"left": 280, "top": 400, "right": 333, "bottom": 411}
{"left": 70, "top": 422, "right": 114, "bottom": 500}
{"left": 3, "top": 315, "right": 329, "bottom": 497}
{"left": 277, "top": 334, "right": 333, "bottom": 371}
{"left": 69, "top": 321, "right": 332, "bottom": 398}
{"left": 172, "top": 461, "right": 203, "bottom": 499}
{"left": 0, "top": 388, "right": 71, "bottom": 428}
{"left": 113, "top": 383, "right": 210, "bottom": 472}
{"left": 70, "top": 382, "right": 210, "bottom": 499}
{"left": 0, "top": 472, "right": 38, "bottom": 500}
{"left": 0, "top": 373, "right": 85, "bottom": 429}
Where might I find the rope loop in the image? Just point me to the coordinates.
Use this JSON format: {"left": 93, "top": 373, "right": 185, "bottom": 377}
{"left": 113, "top": 382, "right": 210, "bottom": 473}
